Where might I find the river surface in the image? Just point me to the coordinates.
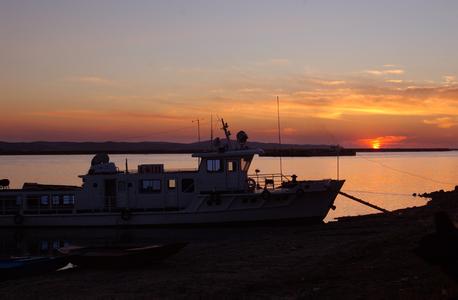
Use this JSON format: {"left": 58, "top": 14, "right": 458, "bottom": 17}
{"left": 0, "top": 152, "right": 456, "bottom": 255}
{"left": 1, "top": 152, "right": 456, "bottom": 218}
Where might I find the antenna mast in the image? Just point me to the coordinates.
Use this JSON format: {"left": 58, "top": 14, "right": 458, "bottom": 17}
{"left": 220, "top": 118, "right": 231, "bottom": 149}
{"left": 277, "top": 96, "right": 283, "bottom": 176}
{"left": 192, "top": 119, "right": 202, "bottom": 143}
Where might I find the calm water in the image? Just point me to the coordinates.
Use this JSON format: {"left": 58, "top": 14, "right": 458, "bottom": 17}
{"left": 1, "top": 152, "right": 457, "bottom": 256}
{"left": 1, "top": 151, "right": 457, "bottom": 220}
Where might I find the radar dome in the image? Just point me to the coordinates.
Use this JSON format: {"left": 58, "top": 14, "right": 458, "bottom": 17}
{"left": 236, "top": 131, "right": 248, "bottom": 146}
{"left": 91, "top": 153, "right": 110, "bottom": 166}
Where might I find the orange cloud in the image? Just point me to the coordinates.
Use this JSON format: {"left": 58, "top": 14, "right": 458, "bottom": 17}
{"left": 311, "top": 79, "right": 346, "bottom": 86}
{"left": 443, "top": 75, "right": 457, "bottom": 86}
{"left": 364, "top": 69, "right": 404, "bottom": 75}
{"left": 423, "top": 117, "right": 458, "bottom": 129}
{"left": 3, "top": 65, "right": 458, "bottom": 146}
{"left": 66, "top": 76, "right": 113, "bottom": 85}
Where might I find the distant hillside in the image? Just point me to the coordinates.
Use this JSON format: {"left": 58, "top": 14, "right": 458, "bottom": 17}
{"left": 0, "top": 140, "right": 341, "bottom": 155}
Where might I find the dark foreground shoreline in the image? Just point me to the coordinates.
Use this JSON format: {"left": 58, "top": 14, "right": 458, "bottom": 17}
{"left": 1, "top": 191, "right": 457, "bottom": 299}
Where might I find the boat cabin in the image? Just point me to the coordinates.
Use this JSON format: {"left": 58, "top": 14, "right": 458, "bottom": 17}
{"left": 75, "top": 148, "right": 263, "bottom": 212}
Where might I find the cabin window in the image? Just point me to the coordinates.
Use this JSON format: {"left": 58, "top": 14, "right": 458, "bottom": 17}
{"left": 52, "top": 240, "right": 61, "bottom": 249}
{"left": 227, "top": 160, "right": 238, "bottom": 172}
{"left": 63, "top": 195, "right": 75, "bottom": 206}
{"left": 168, "top": 179, "right": 176, "bottom": 190}
{"left": 118, "top": 181, "right": 126, "bottom": 192}
{"left": 26, "top": 195, "right": 40, "bottom": 208}
{"left": 40, "top": 195, "right": 49, "bottom": 206}
{"left": 140, "top": 179, "right": 161, "bottom": 193}
{"left": 207, "top": 159, "right": 222, "bottom": 172}
{"left": 52, "top": 195, "right": 60, "bottom": 206}
{"left": 182, "top": 178, "right": 194, "bottom": 193}
{"left": 40, "top": 240, "right": 49, "bottom": 251}
{"left": 241, "top": 157, "right": 252, "bottom": 172}
{"left": 0, "top": 195, "right": 21, "bottom": 209}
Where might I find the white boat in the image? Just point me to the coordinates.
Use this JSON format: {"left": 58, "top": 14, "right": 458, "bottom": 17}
{"left": 0, "top": 123, "right": 344, "bottom": 227}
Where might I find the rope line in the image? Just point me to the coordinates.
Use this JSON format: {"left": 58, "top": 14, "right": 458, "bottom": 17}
{"left": 357, "top": 155, "right": 455, "bottom": 186}
{"left": 344, "top": 189, "right": 413, "bottom": 197}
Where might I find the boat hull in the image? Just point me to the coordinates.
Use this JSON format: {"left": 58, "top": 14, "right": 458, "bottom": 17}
{"left": 61, "top": 242, "right": 188, "bottom": 268}
{"left": 0, "top": 180, "right": 344, "bottom": 227}
{"left": 0, "top": 256, "right": 69, "bottom": 281}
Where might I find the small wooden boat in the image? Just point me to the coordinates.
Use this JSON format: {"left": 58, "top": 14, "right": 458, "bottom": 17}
{"left": 58, "top": 242, "right": 187, "bottom": 268}
{"left": 0, "top": 256, "right": 69, "bottom": 281}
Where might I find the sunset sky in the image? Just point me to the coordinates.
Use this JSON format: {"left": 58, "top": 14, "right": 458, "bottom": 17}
{"left": 1, "top": 0, "right": 458, "bottom": 147}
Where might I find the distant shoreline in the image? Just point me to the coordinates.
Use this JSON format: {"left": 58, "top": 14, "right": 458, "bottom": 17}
{"left": 0, "top": 148, "right": 453, "bottom": 156}
{"left": 0, "top": 141, "right": 453, "bottom": 156}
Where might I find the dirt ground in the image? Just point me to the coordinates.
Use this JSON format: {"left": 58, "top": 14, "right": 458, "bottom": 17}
{"left": 1, "top": 192, "right": 457, "bottom": 299}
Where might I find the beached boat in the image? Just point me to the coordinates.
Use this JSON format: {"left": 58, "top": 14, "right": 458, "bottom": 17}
{"left": 58, "top": 242, "right": 188, "bottom": 268}
{"left": 0, "top": 256, "right": 69, "bottom": 281}
{"left": 0, "top": 122, "right": 344, "bottom": 227}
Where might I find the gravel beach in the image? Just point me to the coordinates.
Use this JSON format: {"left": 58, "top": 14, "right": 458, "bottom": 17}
{"left": 1, "top": 191, "right": 457, "bottom": 299}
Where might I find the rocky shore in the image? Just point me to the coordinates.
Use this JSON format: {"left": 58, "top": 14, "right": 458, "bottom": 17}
{"left": 1, "top": 190, "right": 458, "bottom": 299}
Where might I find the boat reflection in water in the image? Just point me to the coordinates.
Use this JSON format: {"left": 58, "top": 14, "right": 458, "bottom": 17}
{"left": 0, "top": 227, "right": 190, "bottom": 259}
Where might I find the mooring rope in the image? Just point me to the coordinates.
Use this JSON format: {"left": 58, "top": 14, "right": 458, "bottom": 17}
{"left": 338, "top": 191, "right": 390, "bottom": 213}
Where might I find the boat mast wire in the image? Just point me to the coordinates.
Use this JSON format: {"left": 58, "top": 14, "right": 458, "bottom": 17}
{"left": 192, "top": 119, "right": 202, "bottom": 143}
{"left": 192, "top": 118, "right": 203, "bottom": 167}
{"left": 337, "top": 151, "right": 339, "bottom": 180}
{"left": 336, "top": 145, "right": 340, "bottom": 180}
{"left": 210, "top": 113, "right": 213, "bottom": 145}
{"left": 277, "top": 96, "right": 283, "bottom": 176}
{"left": 316, "top": 120, "right": 342, "bottom": 181}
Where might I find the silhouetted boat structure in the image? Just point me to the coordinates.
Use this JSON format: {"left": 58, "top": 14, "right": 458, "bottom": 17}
{"left": 58, "top": 242, "right": 187, "bottom": 268}
{"left": 0, "top": 121, "right": 345, "bottom": 227}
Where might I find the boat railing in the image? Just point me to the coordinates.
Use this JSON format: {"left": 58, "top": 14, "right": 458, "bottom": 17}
{"left": 125, "top": 168, "right": 198, "bottom": 174}
{"left": 0, "top": 192, "right": 77, "bottom": 215}
{"left": 248, "top": 173, "right": 291, "bottom": 190}
{"left": 164, "top": 168, "right": 198, "bottom": 173}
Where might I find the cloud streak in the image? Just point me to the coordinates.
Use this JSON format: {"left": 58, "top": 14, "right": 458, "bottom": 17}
{"left": 66, "top": 76, "right": 113, "bottom": 85}
{"left": 423, "top": 117, "right": 458, "bottom": 129}
{"left": 364, "top": 69, "right": 404, "bottom": 76}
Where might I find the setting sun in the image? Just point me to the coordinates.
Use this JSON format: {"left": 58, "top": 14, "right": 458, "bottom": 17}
{"left": 372, "top": 140, "right": 381, "bottom": 149}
